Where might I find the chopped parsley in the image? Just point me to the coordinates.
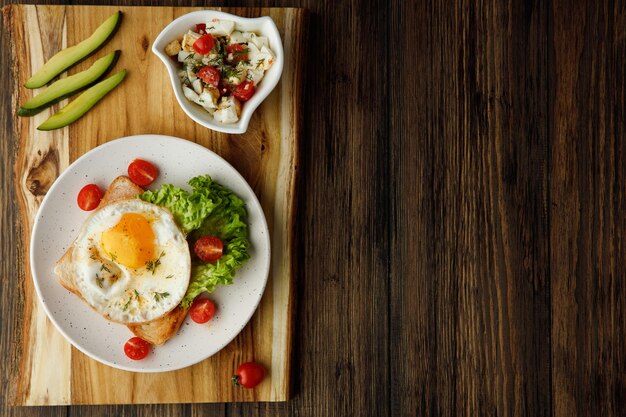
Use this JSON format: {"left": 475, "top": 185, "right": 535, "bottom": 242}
{"left": 153, "top": 291, "right": 170, "bottom": 302}
{"left": 145, "top": 251, "right": 165, "bottom": 275}
{"left": 95, "top": 274, "right": 103, "bottom": 288}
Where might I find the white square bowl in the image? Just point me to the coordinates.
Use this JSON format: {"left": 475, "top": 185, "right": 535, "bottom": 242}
{"left": 152, "top": 10, "right": 284, "bottom": 134}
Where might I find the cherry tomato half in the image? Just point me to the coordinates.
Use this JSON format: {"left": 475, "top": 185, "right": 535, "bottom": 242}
{"left": 232, "top": 81, "right": 256, "bottom": 102}
{"left": 194, "top": 236, "right": 224, "bottom": 263}
{"left": 232, "top": 362, "right": 266, "bottom": 389}
{"left": 196, "top": 23, "right": 206, "bottom": 34}
{"left": 127, "top": 159, "right": 159, "bottom": 187}
{"left": 189, "top": 298, "right": 216, "bottom": 324}
{"left": 197, "top": 66, "right": 221, "bottom": 87}
{"left": 77, "top": 184, "right": 102, "bottom": 211}
{"left": 124, "top": 337, "right": 151, "bottom": 360}
{"left": 226, "top": 43, "right": 248, "bottom": 63}
{"left": 193, "top": 34, "right": 215, "bottom": 55}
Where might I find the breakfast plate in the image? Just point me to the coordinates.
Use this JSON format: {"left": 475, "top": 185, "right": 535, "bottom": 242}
{"left": 30, "top": 134, "right": 270, "bottom": 372}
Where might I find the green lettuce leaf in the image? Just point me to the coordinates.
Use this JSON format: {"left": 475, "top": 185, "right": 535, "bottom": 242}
{"left": 139, "top": 175, "right": 250, "bottom": 308}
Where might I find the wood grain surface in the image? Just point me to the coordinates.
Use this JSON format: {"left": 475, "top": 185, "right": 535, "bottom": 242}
{"left": 3, "top": 4, "right": 305, "bottom": 406}
{"left": 2, "top": 0, "right": 626, "bottom": 416}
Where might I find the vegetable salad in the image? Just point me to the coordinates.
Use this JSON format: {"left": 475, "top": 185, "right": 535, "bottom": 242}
{"left": 164, "top": 19, "right": 275, "bottom": 124}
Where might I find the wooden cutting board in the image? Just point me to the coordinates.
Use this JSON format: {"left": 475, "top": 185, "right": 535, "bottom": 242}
{"left": 3, "top": 4, "right": 305, "bottom": 405}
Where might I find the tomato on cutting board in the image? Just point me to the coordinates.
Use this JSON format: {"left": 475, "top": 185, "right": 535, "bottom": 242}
{"left": 232, "top": 361, "right": 266, "bottom": 388}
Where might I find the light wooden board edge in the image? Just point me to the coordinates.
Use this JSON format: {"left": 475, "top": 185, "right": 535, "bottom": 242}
{"left": 4, "top": 4, "right": 306, "bottom": 405}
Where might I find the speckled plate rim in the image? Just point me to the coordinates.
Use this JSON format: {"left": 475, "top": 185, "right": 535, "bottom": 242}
{"left": 30, "top": 134, "right": 270, "bottom": 372}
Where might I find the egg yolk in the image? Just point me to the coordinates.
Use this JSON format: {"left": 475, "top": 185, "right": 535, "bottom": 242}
{"left": 101, "top": 213, "right": 155, "bottom": 269}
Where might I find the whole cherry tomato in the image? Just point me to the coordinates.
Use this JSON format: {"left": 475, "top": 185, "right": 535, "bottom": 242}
{"left": 232, "top": 361, "right": 266, "bottom": 388}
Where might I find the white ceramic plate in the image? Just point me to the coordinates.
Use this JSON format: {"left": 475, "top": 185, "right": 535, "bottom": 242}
{"left": 152, "top": 10, "right": 284, "bottom": 134}
{"left": 30, "top": 135, "right": 270, "bottom": 372}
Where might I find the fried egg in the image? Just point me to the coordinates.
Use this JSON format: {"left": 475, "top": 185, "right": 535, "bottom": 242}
{"left": 70, "top": 199, "right": 190, "bottom": 324}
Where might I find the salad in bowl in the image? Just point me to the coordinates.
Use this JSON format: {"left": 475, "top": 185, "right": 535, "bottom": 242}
{"left": 153, "top": 11, "right": 284, "bottom": 134}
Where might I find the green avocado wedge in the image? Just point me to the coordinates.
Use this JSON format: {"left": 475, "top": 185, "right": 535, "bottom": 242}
{"left": 18, "top": 51, "right": 120, "bottom": 117}
{"left": 37, "top": 70, "right": 127, "bottom": 131}
{"left": 24, "top": 11, "right": 122, "bottom": 89}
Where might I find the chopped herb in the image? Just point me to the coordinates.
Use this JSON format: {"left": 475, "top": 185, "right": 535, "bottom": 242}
{"left": 153, "top": 291, "right": 170, "bottom": 302}
{"left": 110, "top": 253, "right": 117, "bottom": 262}
{"left": 134, "top": 289, "right": 140, "bottom": 300}
{"left": 166, "top": 274, "right": 174, "bottom": 279}
{"left": 123, "top": 299, "right": 131, "bottom": 311}
{"left": 255, "top": 59, "right": 264, "bottom": 69}
{"left": 100, "top": 263, "right": 111, "bottom": 273}
{"left": 89, "top": 254, "right": 97, "bottom": 261}
{"left": 145, "top": 251, "right": 165, "bottom": 275}
{"left": 95, "top": 274, "right": 103, "bottom": 288}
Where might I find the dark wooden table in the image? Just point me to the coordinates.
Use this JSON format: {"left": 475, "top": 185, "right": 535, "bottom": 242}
{"left": 2, "top": 0, "right": 625, "bottom": 416}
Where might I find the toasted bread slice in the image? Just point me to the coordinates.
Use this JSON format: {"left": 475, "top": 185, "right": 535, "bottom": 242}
{"left": 54, "top": 175, "right": 189, "bottom": 345}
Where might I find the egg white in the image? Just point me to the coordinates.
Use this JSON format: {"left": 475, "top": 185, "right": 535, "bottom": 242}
{"left": 71, "top": 199, "right": 190, "bottom": 324}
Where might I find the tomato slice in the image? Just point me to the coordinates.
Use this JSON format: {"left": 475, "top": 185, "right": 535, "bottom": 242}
{"left": 197, "top": 66, "right": 221, "bottom": 87}
{"left": 124, "top": 337, "right": 151, "bottom": 360}
{"left": 226, "top": 43, "right": 248, "bottom": 63}
{"left": 194, "top": 236, "right": 224, "bottom": 262}
{"left": 127, "top": 159, "right": 158, "bottom": 187}
{"left": 232, "top": 362, "right": 266, "bottom": 388}
{"left": 196, "top": 23, "right": 206, "bottom": 34}
{"left": 189, "top": 298, "right": 216, "bottom": 324}
{"left": 77, "top": 184, "right": 102, "bottom": 211}
{"left": 193, "top": 34, "right": 215, "bottom": 55}
{"left": 232, "top": 81, "right": 256, "bottom": 102}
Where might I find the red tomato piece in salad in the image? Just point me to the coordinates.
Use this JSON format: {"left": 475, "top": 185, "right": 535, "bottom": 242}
{"left": 77, "top": 184, "right": 102, "bottom": 211}
{"left": 193, "top": 34, "right": 215, "bottom": 55}
{"left": 197, "top": 66, "right": 221, "bottom": 87}
{"left": 196, "top": 23, "right": 206, "bottom": 34}
{"left": 127, "top": 159, "right": 159, "bottom": 187}
{"left": 226, "top": 43, "right": 248, "bottom": 63}
{"left": 190, "top": 298, "right": 216, "bottom": 324}
{"left": 194, "top": 236, "right": 224, "bottom": 262}
{"left": 124, "top": 337, "right": 151, "bottom": 360}
{"left": 232, "top": 81, "right": 256, "bottom": 102}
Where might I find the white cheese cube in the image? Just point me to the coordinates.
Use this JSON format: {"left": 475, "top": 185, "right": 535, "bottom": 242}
{"left": 250, "top": 36, "right": 269, "bottom": 49}
{"left": 187, "top": 66, "right": 197, "bottom": 82}
{"left": 229, "top": 30, "right": 247, "bottom": 44}
{"left": 196, "top": 87, "right": 219, "bottom": 109}
{"left": 206, "top": 19, "right": 235, "bottom": 36}
{"left": 227, "top": 62, "right": 248, "bottom": 86}
{"left": 183, "top": 85, "right": 200, "bottom": 102}
{"left": 254, "top": 46, "right": 274, "bottom": 70}
{"left": 177, "top": 50, "right": 194, "bottom": 62}
{"left": 246, "top": 68, "right": 265, "bottom": 85}
{"left": 192, "top": 78, "right": 203, "bottom": 94}
{"left": 214, "top": 96, "right": 242, "bottom": 123}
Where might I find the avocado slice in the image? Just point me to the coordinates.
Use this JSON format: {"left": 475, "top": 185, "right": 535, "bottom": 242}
{"left": 18, "top": 51, "right": 120, "bottom": 117}
{"left": 37, "top": 69, "right": 127, "bottom": 131}
{"left": 25, "top": 11, "right": 122, "bottom": 89}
